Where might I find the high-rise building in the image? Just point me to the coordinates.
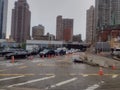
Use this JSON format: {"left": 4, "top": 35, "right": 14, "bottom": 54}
{"left": 56, "top": 15, "right": 73, "bottom": 42}
{"left": 95, "top": 0, "right": 120, "bottom": 42}
{"left": 0, "top": 0, "right": 8, "bottom": 39}
{"left": 95, "top": 0, "right": 111, "bottom": 29}
{"left": 86, "top": 6, "right": 95, "bottom": 44}
{"left": 94, "top": 0, "right": 110, "bottom": 42}
{"left": 56, "top": 16, "right": 63, "bottom": 40}
{"left": 32, "top": 24, "right": 45, "bottom": 40}
{"left": 111, "top": 0, "right": 120, "bottom": 25}
{"left": 73, "top": 34, "right": 82, "bottom": 42}
{"left": 11, "top": 0, "right": 31, "bottom": 43}
{"left": 63, "top": 19, "right": 73, "bottom": 42}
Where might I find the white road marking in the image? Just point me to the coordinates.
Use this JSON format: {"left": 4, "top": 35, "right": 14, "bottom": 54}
{"left": 8, "top": 75, "right": 55, "bottom": 88}
{"left": 112, "top": 75, "right": 118, "bottom": 78}
{"left": 45, "top": 77, "right": 77, "bottom": 89}
{"left": 0, "top": 75, "right": 24, "bottom": 81}
{"left": 55, "top": 78, "right": 77, "bottom": 86}
{"left": 80, "top": 73, "right": 89, "bottom": 77}
{"left": 82, "top": 74, "right": 89, "bottom": 77}
{"left": 85, "top": 84, "right": 100, "bottom": 90}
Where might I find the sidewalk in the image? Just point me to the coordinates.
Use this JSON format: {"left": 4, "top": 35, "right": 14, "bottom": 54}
{"left": 79, "top": 52, "right": 120, "bottom": 68}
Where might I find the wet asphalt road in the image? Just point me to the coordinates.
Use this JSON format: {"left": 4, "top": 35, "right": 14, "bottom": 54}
{"left": 0, "top": 53, "right": 120, "bottom": 90}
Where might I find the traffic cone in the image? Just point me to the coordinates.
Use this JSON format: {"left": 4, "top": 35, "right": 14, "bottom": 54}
{"left": 98, "top": 67, "right": 104, "bottom": 76}
{"left": 11, "top": 56, "right": 15, "bottom": 63}
{"left": 30, "top": 55, "right": 33, "bottom": 60}
{"left": 112, "top": 64, "right": 116, "bottom": 70}
{"left": 48, "top": 54, "right": 50, "bottom": 58}
{"left": 42, "top": 55, "right": 44, "bottom": 59}
{"left": 52, "top": 55, "right": 54, "bottom": 58}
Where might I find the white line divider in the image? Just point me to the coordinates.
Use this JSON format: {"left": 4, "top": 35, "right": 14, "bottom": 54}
{"left": 112, "top": 74, "right": 118, "bottom": 79}
{"left": 0, "top": 75, "right": 24, "bottom": 82}
{"left": 85, "top": 81, "right": 104, "bottom": 90}
{"left": 85, "top": 84, "right": 100, "bottom": 90}
{"left": 45, "top": 77, "right": 77, "bottom": 89}
{"left": 8, "top": 75, "right": 55, "bottom": 88}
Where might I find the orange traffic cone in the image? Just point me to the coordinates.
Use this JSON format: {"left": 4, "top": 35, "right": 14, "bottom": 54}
{"left": 112, "top": 64, "right": 116, "bottom": 70}
{"left": 48, "top": 54, "right": 50, "bottom": 58}
{"left": 30, "top": 55, "right": 33, "bottom": 60}
{"left": 42, "top": 55, "right": 44, "bottom": 59}
{"left": 98, "top": 67, "right": 104, "bottom": 76}
{"left": 11, "top": 56, "right": 15, "bottom": 63}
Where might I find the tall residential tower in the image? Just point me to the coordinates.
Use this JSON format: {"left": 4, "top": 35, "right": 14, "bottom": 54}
{"left": 56, "top": 15, "right": 73, "bottom": 42}
{"left": 95, "top": 0, "right": 120, "bottom": 42}
{"left": 86, "top": 6, "right": 95, "bottom": 44}
{"left": 0, "top": 0, "right": 8, "bottom": 39}
{"left": 11, "top": 0, "right": 31, "bottom": 43}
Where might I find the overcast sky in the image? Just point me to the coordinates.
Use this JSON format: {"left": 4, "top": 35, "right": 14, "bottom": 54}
{"left": 7, "top": 0, "right": 95, "bottom": 40}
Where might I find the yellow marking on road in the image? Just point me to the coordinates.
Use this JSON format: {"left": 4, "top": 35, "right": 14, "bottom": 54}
{"left": 37, "top": 63, "right": 42, "bottom": 66}
{"left": 112, "top": 74, "right": 118, "bottom": 78}
{"left": 82, "top": 74, "right": 98, "bottom": 76}
{"left": 81, "top": 73, "right": 119, "bottom": 76}
{"left": 70, "top": 73, "right": 120, "bottom": 76}
{"left": 37, "top": 63, "right": 57, "bottom": 67}
{"left": 37, "top": 63, "right": 69, "bottom": 67}
{"left": 45, "top": 74, "right": 55, "bottom": 76}
{"left": 104, "top": 74, "right": 119, "bottom": 76}
{"left": 57, "top": 59, "right": 70, "bottom": 62}
{"left": 37, "top": 63, "right": 54, "bottom": 66}
{"left": 70, "top": 73, "right": 77, "bottom": 76}
{"left": 0, "top": 69, "right": 7, "bottom": 72}
{"left": 18, "top": 66, "right": 28, "bottom": 69}
{"left": 0, "top": 73, "right": 35, "bottom": 76}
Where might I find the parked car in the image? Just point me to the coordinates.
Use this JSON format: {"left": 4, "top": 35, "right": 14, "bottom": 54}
{"left": 0, "top": 48, "right": 27, "bottom": 57}
{"left": 0, "top": 50, "right": 14, "bottom": 56}
{"left": 29, "top": 50, "right": 40, "bottom": 55}
{"left": 5, "top": 51, "right": 30, "bottom": 59}
{"left": 112, "top": 48, "right": 120, "bottom": 58}
{"left": 73, "top": 58, "right": 84, "bottom": 63}
{"left": 39, "top": 49, "right": 55, "bottom": 57}
{"left": 55, "top": 49, "right": 66, "bottom": 56}
{"left": 72, "top": 55, "right": 83, "bottom": 63}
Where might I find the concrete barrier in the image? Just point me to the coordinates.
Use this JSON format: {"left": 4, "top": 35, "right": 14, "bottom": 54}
{"left": 79, "top": 53, "right": 120, "bottom": 68}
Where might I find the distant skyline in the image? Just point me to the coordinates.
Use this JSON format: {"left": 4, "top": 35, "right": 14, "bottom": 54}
{"left": 7, "top": 0, "right": 95, "bottom": 40}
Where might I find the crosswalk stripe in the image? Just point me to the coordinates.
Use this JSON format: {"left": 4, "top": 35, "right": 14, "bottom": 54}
{"left": 0, "top": 75, "right": 24, "bottom": 81}
{"left": 85, "top": 84, "right": 100, "bottom": 90}
{"left": 8, "top": 75, "right": 55, "bottom": 88}
{"left": 45, "top": 78, "right": 77, "bottom": 89}
{"left": 55, "top": 78, "right": 77, "bottom": 86}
